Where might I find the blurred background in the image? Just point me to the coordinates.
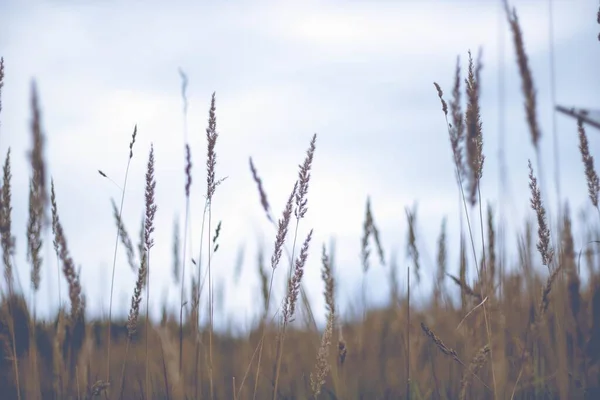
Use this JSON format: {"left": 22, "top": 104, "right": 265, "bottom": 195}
{"left": 0, "top": 0, "right": 598, "bottom": 332}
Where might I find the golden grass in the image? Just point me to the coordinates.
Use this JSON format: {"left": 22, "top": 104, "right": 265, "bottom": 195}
{"left": 1, "top": 3, "right": 600, "bottom": 399}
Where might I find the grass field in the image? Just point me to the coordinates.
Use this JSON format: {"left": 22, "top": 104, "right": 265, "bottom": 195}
{"left": 0, "top": 2, "right": 599, "bottom": 399}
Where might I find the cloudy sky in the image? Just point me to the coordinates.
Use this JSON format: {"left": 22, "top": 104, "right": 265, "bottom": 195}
{"left": 0, "top": 0, "right": 599, "bottom": 332}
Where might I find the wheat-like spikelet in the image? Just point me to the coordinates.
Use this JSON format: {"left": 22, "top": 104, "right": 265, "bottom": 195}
{"left": 127, "top": 251, "right": 147, "bottom": 338}
{"left": 433, "top": 82, "right": 448, "bottom": 116}
{"left": 283, "top": 230, "right": 313, "bottom": 324}
{"left": 28, "top": 82, "right": 48, "bottom": 222}
{"left": 206, "top": 92, "right": 218, "bottom": 202}
{"left": 361, "top": 197, "right": 385, "bottom": 272}
{"left": 111, "top": 199, "right": 136, "bottom": 272}
{"left": 310, "top": 245, "right": 337, "bottom": 398}
{"left": 1, "top": 149, "right": 14, "bottom": 288}
{"left": 433, "top": 59, "right": 466, "bottom": 179}
{"left": 295, "top": 133, "right": 316, "bottom": 219}
{"left": 406, "top": 205, "right": 420, "bottom": 283}
{"left": 577, "top": 118, "right": 600, "bottom": 209}
{"left": 249, "top": 157, "right": 273, "bottom": 223}
{"left": 528, "top": 160, "right": 554, "bottom": 267}
{"left": 321, "top": 245, "right": 335, "bottom": 317}
{"left": 435, "top": 218, "right": 447, "bottom": 304}
{"left": 27, "top": 170, "right": 43, "bottom": 292}
{"left": 465, "top": 50, "right": 485, "bottom": 206}
{"left": 144, "top": 146, "right": 157, "bottom": 251}
{"left": 0, "top": 148, "right": 20, "bottom": 400}
{"left": 143, "top": 144, "right": 157, "bottom": 399}
{"left": 421, "top": 322, "right": 464, "bottom": 366}
{"left": 50, "top": 180, "right": 62, "bottom": 307}
{"left": 249, "top": 181, "right": 297, "bottom": 400}
{"left": 258, "top": 248, "right": 269, "bottom": 315}
{"left": 271, "top": 182, "right": 296, "bottom": 271}
{"left": 447, "top": 273, "right": 482, "bottom": 302}
{"left": 310, "top": 312, "right": 334, "bottom": 398}
{"left": 184, "top": 143, "right": 192, "bottom": 198}
{"left": 51, "top": 189, "right": 84, "bottom": 320}
{"left": 450, "top": 57, "right": 466, "bottom": 176}
{"left": 504, "top": 0, "right": 541, "bottom": 151}
{"left": 459, "top": 344, "right": 490, "bottom": 400}
{"left": 539, "top": 263, "right": 562, "bottom": 317}
{"left": 212, "top": 220, "right": 222, "bottom": 253}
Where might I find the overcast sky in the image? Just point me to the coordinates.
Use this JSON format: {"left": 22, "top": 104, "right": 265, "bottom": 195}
{"left": 1, "top": 0, "right": 599, "bottom": 332}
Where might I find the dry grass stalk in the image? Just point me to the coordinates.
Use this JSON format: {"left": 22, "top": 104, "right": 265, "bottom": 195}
{"left": 250, "top": 157, "right": 273, "bottom": 223}
{"left": 294, "top": 133, "right": 316, "bottom": 220}
{"left": 310, "top": 245, "right": 336, "bottom": 398}
{"left": 577, "top": 118, "right": 600, "bottom": 209}
{"left": 504, "top": 0, "right": 541, "bottom": 152}
{"left": 459, "top": 344, "right": 490, "bottom": 400}
{"left": 118, "top": 245, "right": 147, "bottom": 398}
{"left": 51, "top": 189, "right": 84, "bottom": 321}
{"left": 111, "top": 198, "right": 136, "bottom": 272}
{"left": 27, "top": 187, "right": 42, "bottom": 293}
{"left": 435, "top": 218, "right": 447, "bottom": 304}
{"left": 282, "top": 230, "right": 312, "bottom": 325}
{"left": 528, "top": 160, "right": 554, "bottom": 268}
{"left": 180, "top": 120, "right": 192, "bottom": 382}
{"left": 420, "top": 322, "right": 464, "bottom": 366}
{"left": 26, "top": 148, "right": 43, "bottom": 400}
{"left": 421, "top": 322, "right": 491, "bottom": 392}
{"left": 321, "top": 245, "right": 335, "bottom": 317}
{"left": 28, "top": 82, "right": 48, "bottom": 223}
{"left": 50, "top": 181, "right": 61, "bottom": 305}
{"left": 143, "top": 144, "right": 157, "bottom": 399}
{"left": 271, "top": 182, "right": 297, "bottom": 272}
{"left": 258, "top": 248, "right": 269, "bottom": 315}
{"left": 202, "top": 92, "right": 222, "bottom": 400}
{"left": 107, "top": 125, "right": 137, "bottom": 390}
{"left": 0, "top": 148, "right": 20, "bottom": 400}
{"left": 539, "top": 263, "right": 562, "bottom": 316}
{"left": 127, "top": 251, "right": 147, "bottom": 339}
{"left": 447, "top": 273, "right": 482, "bottom": 302}
{"left": 465, "top": 50, "right": 485, "bottom": 207}
{"left": 450, "top": 57, "right": 466, "bottom": 176}
{"left": 1, "top": 149, "right": 14, "bottom": 287}
{"left": 272, "top": 135, "right": 318, "bottom": 399}
{"left": 310, "top": 312, "right": 334, "bottom": 398}
{"left": 405, "top": 205, "right": 420, "bottom": 283}
{"left": 361, "top": 197, "right": 385, "bottom": 272}
{"left": 249, "top": 181, "right": 296, "bottom": 399}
